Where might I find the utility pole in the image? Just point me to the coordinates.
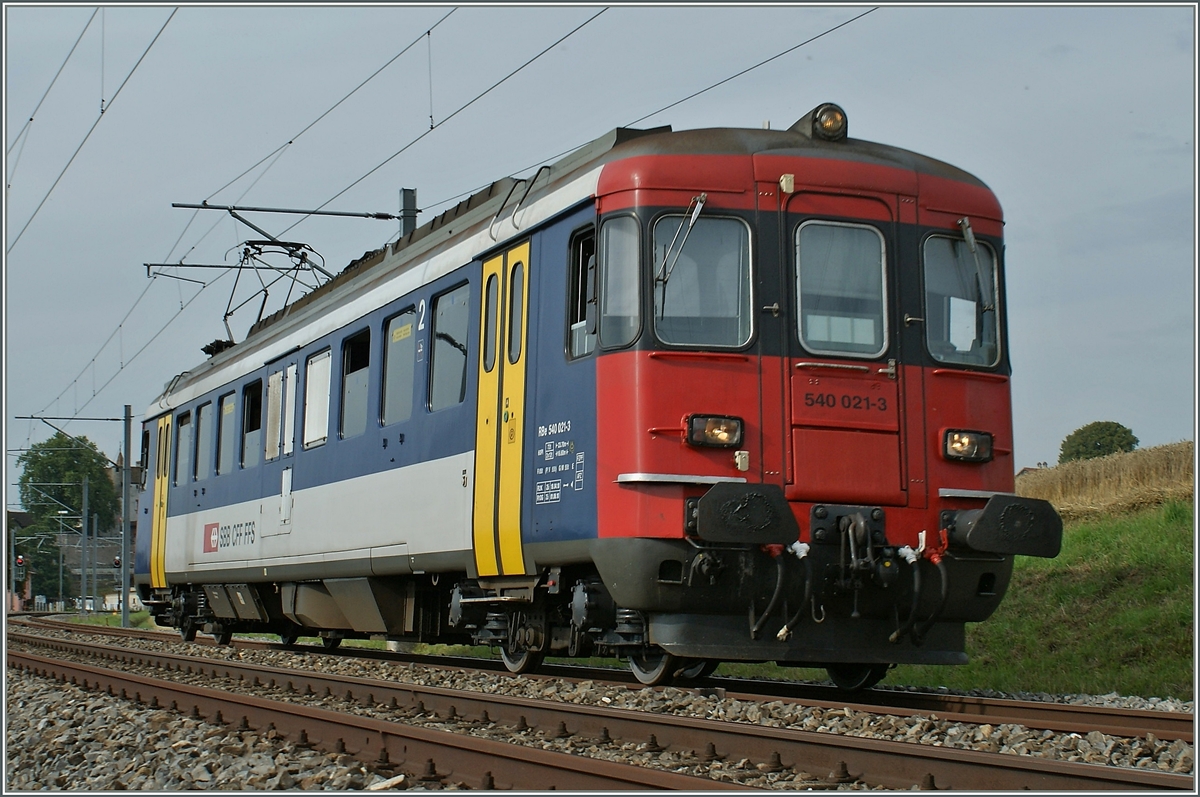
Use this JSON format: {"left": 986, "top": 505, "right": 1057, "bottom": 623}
{"left": 122, "top": 404, "right": 132, "bottom": 627}
{"left": 92, "top": 513, "right": 99, "bottom": 612}
{"left": 80, "top": 475, "right": 89, "bottom": 613}
{"left": 8, "top": 528, "right": 15, "bottom": 612}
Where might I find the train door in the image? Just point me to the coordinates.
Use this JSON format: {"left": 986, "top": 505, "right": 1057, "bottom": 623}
{"left": 150, "top": 413, "right": 172, "bottom": 588}
{"left": 785, "top": 191, "right": 907, "bottom": 506}
{"left": 261, "top": 359, "right": 299, "bottom": 537}
{"left": 473, "top": 241, "right": 533, "bottom": 576}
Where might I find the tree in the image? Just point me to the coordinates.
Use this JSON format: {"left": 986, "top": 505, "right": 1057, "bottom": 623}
{"left": 14, "top": 432, "right": 121, "bottom": 599}
{"left": 1058, "top": 421, "right": 1139, "bottom": 464}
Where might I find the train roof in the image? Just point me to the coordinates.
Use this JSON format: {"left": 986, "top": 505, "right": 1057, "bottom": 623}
{"left": 245, "top": 122, "right": 984, "bottom": 338}
{"left": 150, "top": 116, "right": 990, "bottom": 415}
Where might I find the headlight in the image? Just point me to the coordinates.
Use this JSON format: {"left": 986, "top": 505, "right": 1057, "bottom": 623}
{"left": 813, "top": 103, "right": 847, "bottom": 140}
{"left": 943, "top": 430, "right": 993, "bottom": 462}
{"left": 687, "top": 415, "right": 743, "bottom": 448}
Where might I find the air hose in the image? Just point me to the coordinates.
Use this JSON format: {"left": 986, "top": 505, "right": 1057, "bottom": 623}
{"left": 888, "top": 547, "right": 922, "bottom": 644}
{"left": 777, "top": 542, "right": 812, "bottom": 642}
{"left": 911, "top": 557, "right": 949, "bottom": 646}
{"left": 750, "top": 548, "right": 787, "bottom": 640}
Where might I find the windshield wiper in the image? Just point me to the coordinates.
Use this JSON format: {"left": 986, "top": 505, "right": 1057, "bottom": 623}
{"left": 656, "top": 193, "right": 707, "bottom": 288}
{"left": 957, "top": 216, "right": 995, "bottom": 312}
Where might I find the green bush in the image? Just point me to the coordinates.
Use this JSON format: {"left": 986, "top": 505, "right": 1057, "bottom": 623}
{"left": 1059, "top": 421, "right": 1139, "bottom": 464}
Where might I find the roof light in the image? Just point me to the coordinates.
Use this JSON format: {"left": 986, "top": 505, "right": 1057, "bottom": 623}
{"left": 788, "top": 103, "right": 849, "bottom": 142}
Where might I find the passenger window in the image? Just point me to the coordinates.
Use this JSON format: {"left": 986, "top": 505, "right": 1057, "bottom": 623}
{"left": 283, "top": 363, "right": 297, "bottom": 456}
{"left": 303, "top": 350, "right": 331, "bottom": 449}
{"left": 383, "top": 310, "right": 417, "bottom": 425}
{"left": 195, "top": 402, "right": 213, "bottom": 481}
{"left": 174, "top": 412, "right": 192, "bottom": 486}
{"left": 429, "top": 283, "right": 471, "bottom": 411}
{"left": 598, "top": 216, "right": 640, "bottom": 348}
{"left": 796, "top": 220, "right": 887, "bottom": 358}
{"left": 217, "top": 393, "right": 236, "bottom": 474}
{"left": 139, "top": 429, "right": 150, "bottom": 489}
{"left": 483, "top": 276, "right": 499, "bottom": 373}
{"left": 567, "top": 227, "right": 597, "bottom": 358}
{"left": 508, "top": 262, "right": 525, "bottom": 364}
{"left": 242, "top": 380, "right": 263, "bottom": 468}
{"left": 264, "top": 371, "right": 283, "bottom": 461}
{"left": 340, "top": 330, "right": 371, "bottom": 439}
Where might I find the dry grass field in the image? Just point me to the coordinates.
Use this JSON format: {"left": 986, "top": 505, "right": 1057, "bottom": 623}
{"left": 1016, "top": 441, "right": 1195, "bottom": 522}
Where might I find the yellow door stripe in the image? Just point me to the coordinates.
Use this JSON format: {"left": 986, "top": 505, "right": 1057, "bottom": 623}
{"left": 472, "top": 254, "right": 505, "bottom": 577}
{"left": 497, "top": 242, "right": 531, "bottom": 575}
{"left": 151, "top": 414, "right": 172, "bottom": 588}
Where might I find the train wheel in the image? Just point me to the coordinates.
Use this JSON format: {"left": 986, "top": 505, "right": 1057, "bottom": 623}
{"left": 279, "top": 631, "right": 299, "bottom": 645}
{"left": 677, "top": 659, "right": 719, "bottom": 680}
{"left": 825, "top": 663, "right": 889, "bottom": 693}
{"left": 500, "top": 646, "right": 544, "bottom": 675}
{"left": 214, "top": 628, "right": 233, "bottom": 646}
{"left": 322, "top": 636, "right": 342, "bottom": 650}
{"left": 629, "top": 649, "right": 679, "bottom": 686}
{"left": 179, "top": 621, "right": 197, "bottom": 642}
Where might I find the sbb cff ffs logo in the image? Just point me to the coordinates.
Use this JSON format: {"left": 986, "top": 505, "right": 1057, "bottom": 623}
{"left": 202, "top": 520, "right": 256, "bottom": 553}
{"left": 204, "top": 523, "right": 219, "bottom": 553}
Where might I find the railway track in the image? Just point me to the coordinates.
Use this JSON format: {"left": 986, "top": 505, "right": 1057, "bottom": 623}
{"left": 7, "top": 644, "right": 744, "bottom": 791}
{"left": 16, "top": 616, "right": 1193, "bottom": 744}
{"left": 9, "top": 630, "right": 1193, "bottom": 791}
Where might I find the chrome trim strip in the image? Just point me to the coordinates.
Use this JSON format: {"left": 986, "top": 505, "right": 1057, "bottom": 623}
{"left": 795, "top": 361, "right": 870, "bottom": 372}
{"left": 938, "top": 489, "right": 1017, "bottom": 499}
{"left": 616, "top": 473, "right": 748, "bottom": 485}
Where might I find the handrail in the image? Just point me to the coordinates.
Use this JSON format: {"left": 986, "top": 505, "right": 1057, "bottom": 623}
{"left": 512, "top": 165, "right": 551, "bottom": 230}
{"left": 488, "top": 178, "right": 527, "bottom": 241}
{"left": 930, "top": 368, "right": 1008, "bottom": 383}
{"left": 795, "top": 361, "right": 870, "bottom": 372}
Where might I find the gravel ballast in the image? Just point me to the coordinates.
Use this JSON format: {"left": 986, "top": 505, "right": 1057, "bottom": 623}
{"left": 6, "top": 625, "right": 1195, "bottom": 789}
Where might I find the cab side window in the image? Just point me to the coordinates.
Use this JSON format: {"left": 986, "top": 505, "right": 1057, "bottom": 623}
{"left": 242, "top": 380, "right": 263, "bottom": 468}
{"left": 174, "top": 412, "right": 192, "bottom": 486}
{"left": 567, "top": 227, "right": 597, "bottom": 358}
{"left": 340, "top": 330, "right": 371, "bottom": 439}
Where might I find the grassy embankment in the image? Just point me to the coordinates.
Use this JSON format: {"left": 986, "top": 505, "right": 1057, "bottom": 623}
{"left": 892, "top": 442, "right": 1195, "bottom": 699}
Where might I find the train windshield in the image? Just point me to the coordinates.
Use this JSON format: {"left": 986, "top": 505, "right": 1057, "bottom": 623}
{"left": 652, "top": 215, "right": 752, "bottom": 347}
{"left": 923, "top": 235, "right": 999, "bottom": 366}
{"left": 796, "top": 221, "right": 887, "bottom": 358}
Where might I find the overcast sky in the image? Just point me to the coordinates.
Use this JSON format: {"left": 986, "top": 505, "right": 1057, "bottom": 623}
{"left": 4, "top": 4, "right": 1196, "bottom": 510}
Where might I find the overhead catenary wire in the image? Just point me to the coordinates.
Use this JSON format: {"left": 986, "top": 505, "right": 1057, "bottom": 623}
{"left": 34, "top": 10, "right": 457, "bottom": 431}
{"left": 68, "top": 269, "right": 234, "bottom": 420}
{"left": 278, "top": 7, "right": 608, "bottom": 239}
{"left": 6, "top": 8, "right": 99, "bottom": 198}
{"left": 6, "top": 8, "right": 98, "bottom": 155}
{"left": 196, "top": 8, "right": 456, "bottom": 210}
{"left": 404, "top": 7, "right": 878, "bottom": 240}
{"left": 6, "top": 7, "right": 178, "bottom": 255}
{"left": 627, "top": 7, "right": 878, "bottom": 126}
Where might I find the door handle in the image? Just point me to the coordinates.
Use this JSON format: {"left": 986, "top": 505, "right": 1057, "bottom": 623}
{"left": 762, "top": 302, "right": 780, "bottom": 317}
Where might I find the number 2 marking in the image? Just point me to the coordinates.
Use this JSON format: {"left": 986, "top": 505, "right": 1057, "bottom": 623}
{"left": 417, "top": 299, "right": 427, "bottom": 331}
